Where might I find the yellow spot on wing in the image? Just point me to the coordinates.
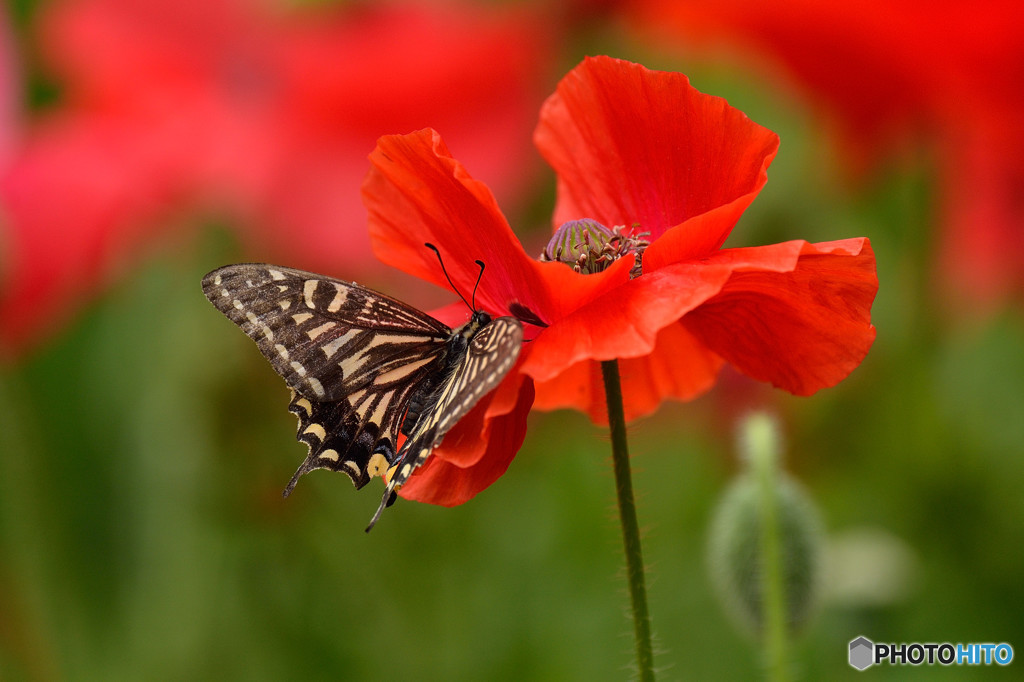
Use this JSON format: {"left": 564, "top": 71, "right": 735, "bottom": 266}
{"left": 367, "top": 453, "right": 389, "bottom": 478}
{"left": 293, "top": 397, "right": 312, "bottom": 415}
{"left": 304, "top": 423, "right": 327, "bottom": 441}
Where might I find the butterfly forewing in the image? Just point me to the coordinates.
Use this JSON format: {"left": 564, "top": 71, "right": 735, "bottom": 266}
{"left": 202, "top": 264, "right": 450, "bottom": 401}
{"left": 202, "top": 264, "right": 452, "bottom": 492}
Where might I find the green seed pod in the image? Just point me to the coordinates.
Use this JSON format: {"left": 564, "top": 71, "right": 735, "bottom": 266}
{"left": 707, "top": 415, "right": 824, "bottom": 637}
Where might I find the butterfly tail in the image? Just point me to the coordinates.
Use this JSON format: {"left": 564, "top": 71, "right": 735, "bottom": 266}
{"left": 365, "top": 483, "right": 398, "bottom": 532}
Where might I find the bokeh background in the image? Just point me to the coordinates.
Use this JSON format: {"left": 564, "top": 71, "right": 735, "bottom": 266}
{"left": 2, "top": 1, "right": 1023, "bottom": 679}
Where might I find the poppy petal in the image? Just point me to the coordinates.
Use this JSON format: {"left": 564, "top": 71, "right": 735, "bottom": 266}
{"left": 519, "top": 259, "right": 733, "bottom": 383}
{"left": 682, "top": 238, "right": 877, "bottom": 395}
{"left": 533, "top": 321, "right": 725, "bottom": 424}
{"left": 364, "top": 128, "right": 543, "bottom": 314}
{"left": 363, "top": 128, "right": 634, "bottom": 323}
{"left": 535, "top": 55, "right": 779, "bottom": 261}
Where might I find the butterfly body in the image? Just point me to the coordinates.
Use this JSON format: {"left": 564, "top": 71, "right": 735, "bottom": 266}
{"left": 201, "top": 264, "right": 522, "bottom": 530}
{"left": 400, "top": 310, "right": 487, "bottom": 434}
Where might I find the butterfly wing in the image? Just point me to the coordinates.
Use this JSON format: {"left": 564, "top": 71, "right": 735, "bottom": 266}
{"left": 366, "top": 316, "right": 523, "bottom": 530}
{"left": 202, "top": 264, "right": 451, "bottom": 490}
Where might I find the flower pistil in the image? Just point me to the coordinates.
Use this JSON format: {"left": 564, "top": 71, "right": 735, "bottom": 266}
{"left": 541, "top": 219, "right": 649, "bottom": 278}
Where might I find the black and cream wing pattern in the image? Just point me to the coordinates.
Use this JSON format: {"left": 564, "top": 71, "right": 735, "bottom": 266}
{"left": 201, "top": 263, "right": 523, "bottom": 529}
{"left": 366, "top": 313, "right": 523, "bottom": 530}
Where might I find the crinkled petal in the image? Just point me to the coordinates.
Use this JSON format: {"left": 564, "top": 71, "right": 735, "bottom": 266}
{"left": 398, "top": 369, "right": 534, "bottom": 506}
{"left": 535, "top": 55, "right": 778, "bottom": 261}
{"left": 519, "top": 259, "right": 733, "bottom": 383}
{"left": 533, "top": 321, "right": 724, "bottom": 424}
{"left": 682, "top": 238, "right": 877, "bottom": 395}
{"left": 363, "top": 128, "right": 630, "bottom": 324}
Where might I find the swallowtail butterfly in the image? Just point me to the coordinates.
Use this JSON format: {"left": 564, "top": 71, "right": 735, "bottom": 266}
{"left": 201, "top": 249, "right": 523, "bottom": 531}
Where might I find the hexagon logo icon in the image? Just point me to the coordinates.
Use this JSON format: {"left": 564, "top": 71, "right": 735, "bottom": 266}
{"left": 849, "top": 636, "right": 874, "bottom": 670}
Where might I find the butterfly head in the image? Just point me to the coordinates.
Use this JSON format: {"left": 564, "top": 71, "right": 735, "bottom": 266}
{"left": 463, "top": 309, "right": 493, "bottom": 337}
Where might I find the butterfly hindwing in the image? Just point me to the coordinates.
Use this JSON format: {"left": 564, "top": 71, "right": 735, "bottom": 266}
{"left": 367, "top": 314, "right": 523, "bottom": 530}
{"left": 425, "top": 316, "right": 524, "bottom": 439}
{"left": 285, "top": 386, "right": 408, "bottom": 491}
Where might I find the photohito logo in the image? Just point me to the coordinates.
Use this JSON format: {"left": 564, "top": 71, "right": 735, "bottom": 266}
{"left": 848, "top": 636, "right": 1014, "bottom": 670}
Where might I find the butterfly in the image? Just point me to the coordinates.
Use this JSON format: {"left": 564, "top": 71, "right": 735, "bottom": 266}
{"left": 201, "top": 245, "right": 523, "bottom": 531}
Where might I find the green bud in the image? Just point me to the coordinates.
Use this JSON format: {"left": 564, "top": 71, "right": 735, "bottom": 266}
{"left": 707, "top": 414, "right": 824, "bottom": 637}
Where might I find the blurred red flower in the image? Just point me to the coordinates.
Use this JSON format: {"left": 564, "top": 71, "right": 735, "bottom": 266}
{"left": 0, "top": 11, "right": 18, "bottom": 166}
{"left": 0, "top": 0, "right": 551, "bottom": 356}
{"left": 628, "top": 0, "right": 1024, "bottom": 308}
{"left": 363, "top": 54, "right": 878, "bottom": 508}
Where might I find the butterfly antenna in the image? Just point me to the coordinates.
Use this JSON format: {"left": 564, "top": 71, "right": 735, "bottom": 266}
{"left": 424, "top": 242, "right": 475, "bottom": 311}
{"left": 471, "top": 260, "right": 485, "bottom": 311}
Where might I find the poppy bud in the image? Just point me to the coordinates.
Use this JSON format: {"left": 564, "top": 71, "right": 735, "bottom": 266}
{"left": 707, "top": 413, "right": 824, "bottom": 637}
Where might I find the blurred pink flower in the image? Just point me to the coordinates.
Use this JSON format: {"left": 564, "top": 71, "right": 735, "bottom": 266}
{"left": 0, "top": 0, "right": 552, "bottom": 356}
{"left": 0, "top": 10, "right": 18, "bottom": 166}
{"left": 628, "top": 0, "right": 1024, "bottom": 309}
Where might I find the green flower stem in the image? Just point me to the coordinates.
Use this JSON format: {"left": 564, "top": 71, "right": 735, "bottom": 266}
{"left": 601, "top": 360, "right": 655, "bottom": 682}
{"left": 749, "top": 422, "right": 789, "bottom": 682}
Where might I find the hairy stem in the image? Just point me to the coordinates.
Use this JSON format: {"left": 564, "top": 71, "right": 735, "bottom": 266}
{"left": 601, "top": 360, "right": 655, "bottom": 681}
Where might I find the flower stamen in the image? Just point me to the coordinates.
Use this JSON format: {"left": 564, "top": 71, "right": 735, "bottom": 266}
{"left": 541, "top": 219, "right": 649, "bottom": 278}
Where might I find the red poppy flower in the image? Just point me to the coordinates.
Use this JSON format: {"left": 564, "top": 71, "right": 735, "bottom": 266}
{"left": 626, "top": 0, "right": 1024, "bottom": 307}
{"left": 0, "top": 0, "right": 551, "bottom": 356}
{"left": 363, "top": 56, "right": 877, "bottom": 503}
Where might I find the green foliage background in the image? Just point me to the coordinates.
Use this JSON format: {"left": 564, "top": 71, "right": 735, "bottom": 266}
{"left": 2, "top": 6, "right": 1024, "bottom": 681}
